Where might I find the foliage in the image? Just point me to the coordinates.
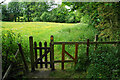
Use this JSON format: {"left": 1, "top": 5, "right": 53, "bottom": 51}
{"left": 75, "top": 54, "right": 89, "bottom": 72}
{"left": 40, "top": 12, "right": 50, "bottom": 22}
{"left": 8, "top": 2, "right": 21, "bottom": 21}
{"left": 33, "top": 17, "right": 41, "bottom": 22}
{"left": 2, "top": 30, "right": 30, "bottom": 77}
{"left": 2, "top": 30, "right": 21, "bottom": 73}
{"left": 2, "top": 4, "right": 9, "bottom": 21}
{"left": 64, "top": 2, "right": 120, "bottom": 41}
{"left": 80, "top": 15, "right": 90, "bottom": 24}
{"left": 87, "top": 45, "right": 120, "bottom": 78}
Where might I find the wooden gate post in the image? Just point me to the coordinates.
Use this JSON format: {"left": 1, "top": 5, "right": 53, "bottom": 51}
{"left": 44, "top": 41, "right": 48, "bottom": 68}
{"left": 50, "top": 35, "right": 55, "bottom": 70}
{"left": 75, "top": 43, "right": 78, "bottom": 64}
{"left": 29, "top": 36, "right": 35, "bottom": 72}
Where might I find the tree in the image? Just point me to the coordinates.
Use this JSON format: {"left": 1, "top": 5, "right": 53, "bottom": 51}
{"left": 2, "top": 4, "right": 9, "bottom": 21}
{"left": 8, "top": 2, "right": 21, "bottom": 21}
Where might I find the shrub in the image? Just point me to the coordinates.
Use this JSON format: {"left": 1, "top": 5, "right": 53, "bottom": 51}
{"left": 86, "top": 45, "right": 120, "bottom": 78}
{"left": 75, "top": 54, "right": 90, "bottom": 72}
{"left": 2, "top": 30, "right": 30, "bottom": 77}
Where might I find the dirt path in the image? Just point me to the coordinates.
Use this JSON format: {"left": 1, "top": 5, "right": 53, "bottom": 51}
{"left": 24, "top": 68, "right": 51, "bottom": 78}
{"left": 24, "top": 68, "right": 87, "bottom": 78}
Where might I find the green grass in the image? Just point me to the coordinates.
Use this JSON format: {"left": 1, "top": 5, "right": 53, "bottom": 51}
{"left": 2, "top": 21, "right": 97, "bottom": 63}
{"left": 2, "top": 22, "right": 119, "bottom": 78}
{"left": 2, "top": 22, "right": 97, "bottom": 78}
{"left": 2, "top": 22, "right": 76, "bottom": 42}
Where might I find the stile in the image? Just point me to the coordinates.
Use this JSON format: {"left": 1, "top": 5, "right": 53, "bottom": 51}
{"left": 62, "top": 43, "right": 65, "bottom": 70}
{"left": 34, "top": 42, "right": 38, "bottom": 68}
{"left": 18, "top": 44, "right": 29, "bottom": 73}
{"left": 29, "top": 36, "right": 35, "bottom": 72}
{"left": 39, "top": 42, "right": 43, "bottom": 68}
{"left": 50, "top": 35, "right": 55, "bottom": 70}
{"left": 44, "top": 41, "right": 48, "bottom": 68}
{"left": 75, "top": 43, "right": 78, "bottom": 64}
{"left": 86, "top": 39, "right": 89, "bottom": 57}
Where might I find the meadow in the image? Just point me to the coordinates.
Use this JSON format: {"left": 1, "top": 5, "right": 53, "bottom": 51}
{"left": 2, "top": 22, "right": 119, "bottom": 78}
{"left": 2, "top": 22, "right": 96, "bottom": 77}
{"left": 2, "top": 22, "right": 96, "bottom": 61}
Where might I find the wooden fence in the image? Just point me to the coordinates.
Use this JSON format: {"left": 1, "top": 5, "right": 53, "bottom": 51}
{"left": 29, "top": 35, "right": 120, "bottom": 71}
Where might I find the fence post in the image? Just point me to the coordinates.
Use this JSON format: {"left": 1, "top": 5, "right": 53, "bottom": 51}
{"left": 62, "top": 43, "right": 65, "bottom": 70}
{"left": 18, "top": 43, "right": 29, "bottom": 73}
{"left": 50, "top": 42, "right": 52, "bottom": 68}
{"left": 29, "top": 36, "right": 35, "bottom": 72}
{"left": 34, "top": 42, "right": 38, "bottom": 68}
{"left": 86, "top": 39, "right": 89, "bottom": 57}
{"left": 44, "top": 41, "right": 48, "bottom": 68}
{"left": 75, "top": 43, "right": 78, "bottom": 64}
{"left": 39, "top": 42, "right": 43, "bottom": 68}
{"left": 50, "top": 35, "right": 55, "bottom": 70}
{"left": 94, "top": 35, "right": 98, "bottom": 51}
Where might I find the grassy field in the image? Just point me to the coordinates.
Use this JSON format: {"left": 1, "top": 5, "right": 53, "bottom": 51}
{"left": 2, "top": 22, "right": 76, "bottom": 42}
{"left": 2, "top": 22, "right": 97, "bottom": 69}
{"left": 2, "top": 22, "right": 98, "bottom": 78}
{"left": 2, "top": 22, "right": 120, "bottom": 78}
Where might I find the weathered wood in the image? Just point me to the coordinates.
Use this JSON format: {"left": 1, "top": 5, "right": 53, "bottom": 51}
{"left": 18, "top": 44, "right": 29, "bottom": 73}
{"left": 29, "top": 36, "right": 35, "bottom": 72}
{"left": 37, "top": 60, "right": 74, "bottom": 64}
{"left": 54, "top": 42, "right": 87, "bottom": 44}
{"left": 39, "top": 42, "right": 43, "bottom": 68}
{"left": 86, "top": 39, "right": 89, "bottom": 57}
{"left": 50, "top": 43, "right": 52, "bottom": 68}
{"left": 50, "top": 35, "right": 55, "bottom": 70}
{"left": 94, "top": 35, "right": 98, "bottom": 51}
{"left": 34, "top": 49, "right": 50, "bottom": 65}
{"left": 44, "top": 41, "right": 48, "bottom": 68}
{"left": 75, "top": 43, "right": 78, "bottom": 64}
{"left": 2, "top": 49, "right": 19, "bottom": 80}
{"left": 65, "top": 50, "right": 75, "bottom": 60}
{"left": 62, "top": 43, "right": 65, "bottom": 70}
{"left": 34, "top": 42, "right": 38, "bottom": 68}
{"left": 54, "top": 41, "right": 120, "bottom": 44}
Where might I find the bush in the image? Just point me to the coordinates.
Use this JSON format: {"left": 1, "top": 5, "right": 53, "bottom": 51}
{"left": 86, "top": 45, "right": 120, "bottom": 78}
{"left": 75, "top": 54, "right": 90, "bottom": 72}
{"left": 2, "top": 30, "right": 30, "bottom": 78}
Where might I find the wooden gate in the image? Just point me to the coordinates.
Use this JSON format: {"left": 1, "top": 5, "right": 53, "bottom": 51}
{"left": 29, "top": 35, "right": 120, "bottom": 72}
{"left": 29, "top": 36, "right": 54, "bottom": 72}
{"left": 29, "top": 35, "right": 78, "bottom": 71}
